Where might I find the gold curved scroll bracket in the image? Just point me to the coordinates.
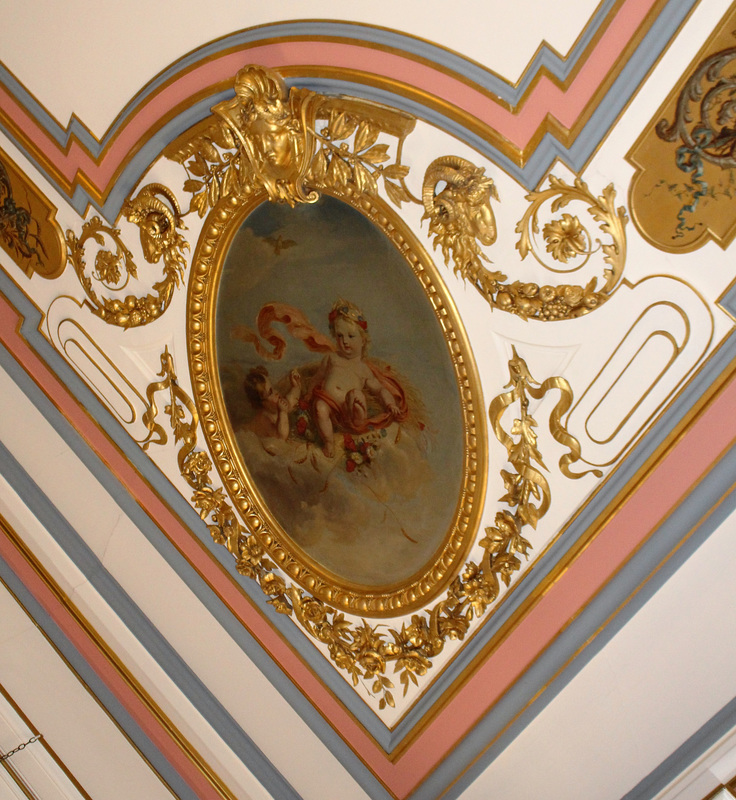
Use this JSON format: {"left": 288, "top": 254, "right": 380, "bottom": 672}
{"left": 627, "top": 6, "right": 736, "bottom": 253}
{"left": 0, "top": 147, "right": 66, "bottom": 279}
{"left": 141, "top": 344, "right": 597, "bottom": 710}
{"left": 64, "top": 184, "right": 189, "bottom": 329}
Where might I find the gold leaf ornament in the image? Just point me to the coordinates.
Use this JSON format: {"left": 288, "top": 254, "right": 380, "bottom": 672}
{"left": 542, "top": 213, "right": 588, "bottom": 262}
{"left": 65, "top": 185, "right": 189, "bottom": 329}
{"left": 141, "top": 345, "right": 596, "bottom": 705}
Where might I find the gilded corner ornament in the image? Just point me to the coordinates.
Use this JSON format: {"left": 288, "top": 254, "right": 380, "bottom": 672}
{"left": 0, "top": 150, "right": 66, "bottom": 279}
{"left": 65, "top": 184, "right": 189, "bottom": 328}
{"left": 141, "top": 343, "right": 594, "bottom": 707}
{"left": 56, "top": 63, "right": 609, "bottom": 707}
{"left": 628, "top": 6, "right": 736, "bottom": 252}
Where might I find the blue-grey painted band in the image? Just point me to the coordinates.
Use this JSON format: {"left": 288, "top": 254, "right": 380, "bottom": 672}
{"left": 0, "top": 438, "right": 305, "bottom": 800}
{"left": 416, "top": 446, "right": 736, "bottom": 800}
{"left": 720, "top": 281, "right": 736, "bottom": 318}
{"left": 0, "top": 563, "right": 201, "bottom": 800}
{"left": 0, "top": 0, "right": 697, "bottom": 221}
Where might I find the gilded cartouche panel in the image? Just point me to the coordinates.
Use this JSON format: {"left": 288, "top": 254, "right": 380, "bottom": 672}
{"left": 188, "top": 185, "right": 486, "bottom": 617}
{"left": 628, "top": 6, "right": 736, "bottom": 253}
{"left": 0, "top": 148, "right": 66, "bottom": 279}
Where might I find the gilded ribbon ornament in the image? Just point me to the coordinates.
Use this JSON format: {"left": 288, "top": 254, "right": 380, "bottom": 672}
{"left": 142, "top": 345, "right": 593, "bottom": 706}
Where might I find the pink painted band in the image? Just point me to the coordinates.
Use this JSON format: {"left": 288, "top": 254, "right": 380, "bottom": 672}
{"left": 3, "top": 282, "right": 735, "bottom": 795}
{"left": 0, "top": 0, "right": 656, "bottom": 199}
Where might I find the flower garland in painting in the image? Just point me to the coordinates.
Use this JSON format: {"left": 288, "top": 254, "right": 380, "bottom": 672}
{"left": 141, "top": 345, "right": 598, "bottom": 707}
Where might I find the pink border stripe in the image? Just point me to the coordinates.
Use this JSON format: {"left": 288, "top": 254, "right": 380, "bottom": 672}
{"left": 0, "top": 0, "right": 655, "bottom": 196}
{"left": 4, "top": 285, "right": 736, "bottom": 796}
{"left": 0, "top": 531, "right": 224, "bottom": 800}
{"left": 0, "top": 292, "right": 386, "bottom": 772}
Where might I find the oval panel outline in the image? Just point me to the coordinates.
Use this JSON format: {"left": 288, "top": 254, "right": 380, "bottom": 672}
{"left": 187, "top": 186, "right": 487, "bottom": 616}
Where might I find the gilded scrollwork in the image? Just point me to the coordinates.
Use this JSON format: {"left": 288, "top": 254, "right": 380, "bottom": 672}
{"left": 142, "top": 344, "right": 592, "bottom": 706}
{"left": 65, "top": 184, "right": 189, "bottom": 329}
{"left": 511, "top": 176, "right": 627, "bottom": 320}
{"left": 163, "top": 65, "right": 627, "bottom": 325}
{"left": 420, "top": 166, "right": 627, "bottom": 320}
{"left": 60, "top": 64, "right": 628, "bottom": 331}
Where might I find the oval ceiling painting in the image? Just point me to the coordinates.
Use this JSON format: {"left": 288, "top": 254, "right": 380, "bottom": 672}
{"left": 191, "top": 190, "right": 485, "bottom": 615}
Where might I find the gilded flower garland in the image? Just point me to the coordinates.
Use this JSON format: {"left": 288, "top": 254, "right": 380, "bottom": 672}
{"left": 142, "top": 345, "right": 596, "bottom": 706}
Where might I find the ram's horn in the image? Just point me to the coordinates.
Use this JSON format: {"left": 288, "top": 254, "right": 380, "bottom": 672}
{"left": 124, "top": 184, "right": 185, "bottom": 264}
{"left": 421, "top": 155, "right": 471, "bottom": 216}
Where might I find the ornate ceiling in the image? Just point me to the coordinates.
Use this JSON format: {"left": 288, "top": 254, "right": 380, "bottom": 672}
{"left": 2, "top": 2, "right": 736, "bottom": 799}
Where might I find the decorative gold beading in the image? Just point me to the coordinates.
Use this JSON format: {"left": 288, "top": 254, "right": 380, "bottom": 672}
{"left": 142, "top": 344, "right": 593, "bottom": 706}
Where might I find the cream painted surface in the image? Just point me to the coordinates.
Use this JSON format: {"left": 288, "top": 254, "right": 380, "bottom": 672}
{"left": 0, "top": 369, "right": 369, "bottom": 800}
{"left": 0, "top": 583, "right": 173, "bottom": 800}
{"left": 0, "top": 1, "right": 599, "bottom": 136}
{"left": 462, "top": 504, "right": 736, "bottom": 800}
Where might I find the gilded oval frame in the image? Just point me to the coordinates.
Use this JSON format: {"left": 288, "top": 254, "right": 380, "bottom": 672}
{"left": 188, "top": 185, "right": 487, "bottom": 616}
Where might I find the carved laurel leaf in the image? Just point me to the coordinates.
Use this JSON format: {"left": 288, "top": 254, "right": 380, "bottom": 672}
{"left": 354, "top": 162, "right": 377, "bottom": 195}
{"left": 383, "top": 163, "right": 410, "bottom": 180}
{"left": 328, "top": 155, "right": 352, "bottom": 187}
{"left": 183, "top": 179, "right": 204, "bottom": 193}
{"left": 329, "top": 111, "right": 357, "bottom": 141}
{"left": 355, "top": 120, "right": 379, "bottom": 152}
{"left": 361, "top": 144, "right": 390, "bottom": 164}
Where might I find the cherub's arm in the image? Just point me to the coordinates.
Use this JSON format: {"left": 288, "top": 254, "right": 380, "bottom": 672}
{"left": 285, "top": 369, "right": 302, "bottom": 410}
{"left": 275, "top": 395, "right": 290, "bottom": 440}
